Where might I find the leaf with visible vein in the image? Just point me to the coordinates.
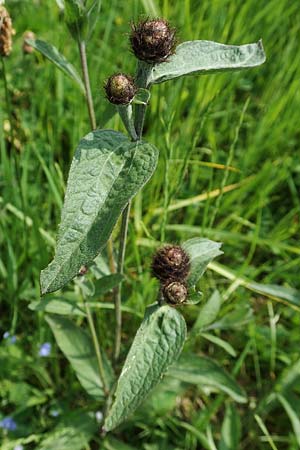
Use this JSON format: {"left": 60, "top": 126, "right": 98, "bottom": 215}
{"left": 46, "top": 315, "right": 113, "bottom": 399}
{"left": 168, "top": 353, "right": 247, "bottom": 403}
{"left": 104, "top": 304, "right": 187, "bottom": 431}
{"left": 26, "top": 39, "right": 85, "bottom": 92}
{"left": 40, "top": 130, "right": 158, "bottom": 294}
{"left": 148, "top": 40, "right": 266, "bottom": 85}
{"left": 182, "top": 237, "right": 223, "bottom": 287}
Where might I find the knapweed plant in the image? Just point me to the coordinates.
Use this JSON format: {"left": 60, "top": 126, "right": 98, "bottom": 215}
{"left": 29, "top": 1, "right": 266, "bottom": 434}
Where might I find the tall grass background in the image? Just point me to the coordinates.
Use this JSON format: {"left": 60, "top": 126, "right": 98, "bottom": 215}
{"left": 0, "top": 0, "right": 300, "bottom": 449}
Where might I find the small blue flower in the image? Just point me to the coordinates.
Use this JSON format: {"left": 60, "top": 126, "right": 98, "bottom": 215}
{"left": 14, "top": 445, "right": 24, "bottom": 450}
{"left": 0, "top": 416, "right": 17, "bottom": 431}
{"left": 50, "top": 409, "right": 60, "bottom": 417}
{"left": 38, "top": 342, "right": 51, "bottom": 357}
{"left": 3, "top": 331, "right": 17, "bottom": 344}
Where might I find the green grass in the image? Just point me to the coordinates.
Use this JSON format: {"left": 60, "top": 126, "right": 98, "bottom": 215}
{"left": 1, "top": 0, "right": 300, "bottom": 449}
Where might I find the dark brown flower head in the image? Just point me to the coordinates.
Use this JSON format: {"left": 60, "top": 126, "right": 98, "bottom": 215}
{"left": 130, "top": 18, "right": 176, "bottom": 64}
{"left": 23, "top": 31, "right": 35, "bottom": 54}
{"left": 104, "top": 73, "right": 137, "bottom": 105}
{"left": 151, "top": 245, "right": 190, "bottom": 282}
{"left": 163, "top": 281, "right": 188, "bottom": 305}
{"left": 0, "top": 6, "right": 15, "bottom": 57}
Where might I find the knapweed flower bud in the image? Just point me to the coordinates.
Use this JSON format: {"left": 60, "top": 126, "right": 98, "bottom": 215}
{"left": 163, "top": 281, "right": 188, "bottom": 305}
{"left": 0, "top": 6, "right": 15, "bottom": 57}
{"left": 22, "top": 31, "right": 35, "bottom": 54}
{"left": 130, "top": 18, "right": 176, "bottom": 64}
{"left": 151, "top": 245, "right": 190, "bottom": 282}
{"left": 104, "top": 73, "right": 136, "bottom": 105}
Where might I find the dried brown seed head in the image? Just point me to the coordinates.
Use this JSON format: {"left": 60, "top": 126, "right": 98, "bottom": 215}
{"left": 23, "top": 31, "right": 35, "bottom": 54}
{"left": 104, "top": 73, "right": 137, "bottom": 105}
{"left": 151, "top": 245, "right": 190, "bottom": 282}
{"left": 0, "top": 6, "right": 15, "bottom": 57}
{"left": 130, "top": 18, "right": 176, "bottom": 64}
{"left": 163, "top": 281, "right": 188, "bottom": 305}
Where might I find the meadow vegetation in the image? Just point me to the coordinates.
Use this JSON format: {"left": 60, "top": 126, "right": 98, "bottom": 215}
{"left": 1, "top": 0, "right": 300, "bottom": 449}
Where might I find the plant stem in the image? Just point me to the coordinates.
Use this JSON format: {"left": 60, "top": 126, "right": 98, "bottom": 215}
{"left": 112, "top": 63, "right": 150, "bottom": 362}
{"left": 134, "top": 61, "right": 152, "bottom": 138}
{"left": 85, "top": 300, "right": 109, "bottom": 396}
{"left": 113, "top": 202, "right": 131, "bottom": 362}
{"left": 78, "top": 40, "right": 96, "bottom": 130}
{"left": 78, "top": 38, "right": 116, "bottom": 290}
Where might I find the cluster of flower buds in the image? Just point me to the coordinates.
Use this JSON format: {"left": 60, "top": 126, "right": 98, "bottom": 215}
{"left": 105, "top": 18, "right": 176, "bottom": 105}
{"left": 0, "top": 5, "right": 15, "bottom": 57}
{"left": 151, "top": 245, "right": 190, "bottom": 306}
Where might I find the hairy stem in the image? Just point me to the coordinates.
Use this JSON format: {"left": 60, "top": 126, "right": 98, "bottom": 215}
{"left": 85, "top": 301, "right": 109, "bottom": 396}
{"left": 113, "top": 202, "right": 131, "bottom": 362}
{"left": 78, "top": 40, "right": 97, "bottom": 130}
{"left": 134, "top": 61, "right": 152, "bottom": 138}
{"left": 113, "top": 82, "right": 148, "bottom": 362}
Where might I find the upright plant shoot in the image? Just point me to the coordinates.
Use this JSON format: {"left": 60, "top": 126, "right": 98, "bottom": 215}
{"left": 34, "top": 8, "right": 265, "bottom": 434}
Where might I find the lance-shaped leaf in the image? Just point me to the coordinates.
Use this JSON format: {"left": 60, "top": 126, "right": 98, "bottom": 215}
{"left": 104, "top": 304, "right": 187, "bottom": 432}
{"left": 147, "top": 40, "right": 266, "bottom": 85}
{"left": 26, "top": 39, "right": 85, "bottom": 93}
{"left": 40, "top": 130, "right": 158, "bottom": 295}
{"left": 168, "top": 354, "right": 247, "bottom": 403}
{"left": 182, "top": 237, "right": 223, "bottom": 288}
{"left": 46, "top": 315, "right": 113, "bottom": 399}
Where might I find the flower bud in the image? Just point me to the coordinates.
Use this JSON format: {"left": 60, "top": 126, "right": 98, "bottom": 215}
{"left": 0, "top": 6, "right": 15, "bottom": 57}
{"left": 151, "top": 245, "right": 190, "bottom": 282}
{"left": 104, "top": 73, "right": 137, "bottom": 105}
{"left": 130, "top": 18, "right": 176, "bottom": 64}
{"left": 163, "top": 281, "right": 188, "bottom": 305}
{"left": 22, "top": 31, "right": 35, "bottom": 54}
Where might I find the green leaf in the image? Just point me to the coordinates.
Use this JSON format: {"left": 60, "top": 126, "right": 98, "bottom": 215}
{"left": 132, "top": 88, "right": 151, "bottom": 105}
{"left": 46, "top": 315, "right": 113, "bottom": 399}
{"left": 185, "top": 290, "right": 203, "bottom": 305}
{"left": 200, "top": 333, "right": 237, "bottom": 357}
{"left": 104, "top": 437, "right": 138, "bottom": 450}
{"left": 192, "top": 290, "right": 222, "bottom": 333}
{"left": 38, "top": 410, "right": 97, "bottom": 450}
{"left": 168, "top": 354, "right": 247, "bottom": 403}
{"left": 64, "top": 0, "right": 85, "bottom": 24}
{"left": 40, "top": 130, "right": 158, "bottom": 295}
{"left": 29, "top": 296, "right": 86, "bottom": 316}
{"left": 148, "top": 40, "right": 266, "bottom": 85}
{"left": 26, "top": 39, "right": 85, "bottom": 93}
{"left": 277, "top": 394, "right": 300, "bottom": 447}
{"left": 182, "top": 238, "right": 223, "bottom": 287}
{"left": 90, "top": 274, "right": 124, "bottom": 298}
{"left": 104, "top": 304, "right": 187, "bottom": 431}
{"left": 219, "top": 404, "right": 241, "bottom": 450}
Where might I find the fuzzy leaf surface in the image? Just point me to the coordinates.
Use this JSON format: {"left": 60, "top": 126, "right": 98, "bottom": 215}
{"left": 104, "top": 304, "right": 187, "bottom": 431}
{"left": 148, "top": 40, "right": 266, "bottom": 85}
{"left": 46, "top": 315, "right": 113, "bottom": 399}
{"left": 27, "top": 39, "right": 85, "bottom": 92}
{"left": 182, "top": 238, "right": 223, "bottom": 287}
{"left": 40, "top": 130, "right": 158, "bottom": 294}
{"left": 168, "top": 354, "right": 247, "bottom": 403}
